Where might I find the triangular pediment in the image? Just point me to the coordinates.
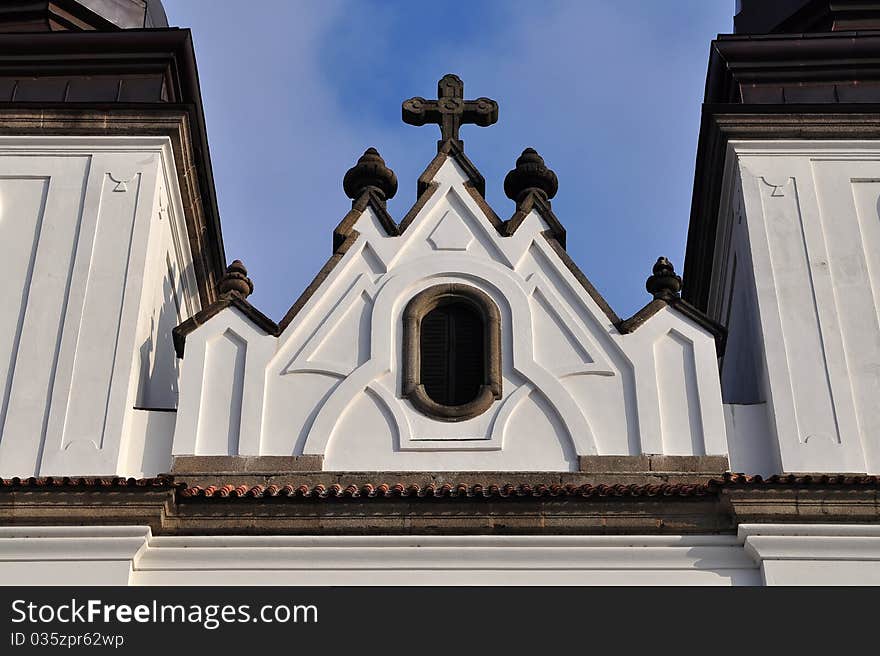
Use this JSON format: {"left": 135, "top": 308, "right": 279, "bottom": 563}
{"left": 165, "top": 75, "right": 730, "bottom": 476}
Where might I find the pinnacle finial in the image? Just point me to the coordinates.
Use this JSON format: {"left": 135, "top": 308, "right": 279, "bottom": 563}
{"left": 218, "top": 259, "right": 254, "bottom": 298}
{"left": 504, "top": 148, "right": 559, "bottom": 205}
{"left": 343, "top": 148, "right": 398, "bottom": 203}
{"left": 646, "top": 256, "right": 682, "bottom": 300}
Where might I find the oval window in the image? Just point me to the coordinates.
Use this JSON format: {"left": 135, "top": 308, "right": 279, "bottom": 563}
{"left": 402, "top": 283, "right": 502, "bottom": 421}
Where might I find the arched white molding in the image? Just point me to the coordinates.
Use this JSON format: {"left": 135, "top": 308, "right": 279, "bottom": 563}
{"left": 488, "top": 382, "right": 534, "bottom": 447}
{"left": 302, "top": 255, "right": 598, "bottom": 456}
{"left": 519, "top": 366, "right": 595, "bottom": 455}
{"left": 366, "top": 379, "right": 413, "bottom": 449}
{"left": 302, "top": 362, "right": 389, "bottom": 455}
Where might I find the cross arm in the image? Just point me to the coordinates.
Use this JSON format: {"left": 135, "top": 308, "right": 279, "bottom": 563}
{"left": 462, "top": 97, "right": 499, "bottom": 127}
{"left": 402, "top": 96, "right": 441, "bottom": 127}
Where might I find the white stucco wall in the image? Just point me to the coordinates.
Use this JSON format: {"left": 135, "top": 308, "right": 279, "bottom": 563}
{"left": 0, "top": 136, "right": 199, "bottom": 478}
{"left": 714, "top": 142, "right": 880, "bottom": 475}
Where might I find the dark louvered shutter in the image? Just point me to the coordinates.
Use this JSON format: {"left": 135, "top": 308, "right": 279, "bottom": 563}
{"left": 420, "top": 302, "right": 484, "bottom": 406}
{"left": 420, "top": 309, "right": 449, "bottom": 402}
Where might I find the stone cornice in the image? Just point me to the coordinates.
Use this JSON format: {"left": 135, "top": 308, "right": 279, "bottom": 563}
{"left": 0, "top": 474, "right": 876, "bottom": 536}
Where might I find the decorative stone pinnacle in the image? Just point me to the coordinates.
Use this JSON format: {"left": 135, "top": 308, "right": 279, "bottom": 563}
{"left": 645, "top": 256, "right": 682, "bottom": 299}
{"left": 218, "top": 259, "right": 254, "bottom": 298}
{"left": 402, "top": 74, "right": 499, "bottom": 150}
{"left": 503, "top": 148, "right": 559, "bottom": 205}
{"left": 343, "top": 147, "right": 398, "bottom": 203}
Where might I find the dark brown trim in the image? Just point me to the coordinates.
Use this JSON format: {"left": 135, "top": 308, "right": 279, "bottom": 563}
{"left": 173, "top": 294, "right": 278, "bottom": 358}
{"left": 401, "top": 140, "right": 488, "bottom": 231}
{"left": 398, "top": 181, "right": 439, "bottom": 233}
{"left": 504, "top": 189, "right": 566, "bottom": 247}
{"left": 407, "top": 385, "right": 496, "bottom": 422}
{"left": 402, "top": 283, "right": 502, "bottom": 421}
{"left": 616, "top": 299, "right": 667, "bottom": 334}
{"left": 0, "top": 0, "right": 122, "bottom": 33}
{"left": 462, "top": 180, "right": 504, "bottom": 231}
{"left": 333, "top": 189, "right": 398, "bottom": 252}
{"left": 277, "top": 230, "right": 360, "bottom": 332}
{"left": 707, "top": 31, "right": 880, "bottom": 105}
{"left": 540, "top": 231, "right": 726, "bottom": 350}
{"left": 541, "top": 232, "right": 621, "bottom": 325}
{"left": 426, "top": 138, "right": 486, "bottom": 197}
{"left": 617, "top": 297, "right": 727, "bottom": 356}
{"left": 735, "top": 0, "right": 880, "bottom": 34}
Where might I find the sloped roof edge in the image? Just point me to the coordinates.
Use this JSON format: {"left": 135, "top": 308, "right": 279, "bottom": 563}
{"left": 173, "top": 293, "right": 278, "bottom": 358}
{"left": 617, "top": 297, "right": 728, "bottom": 355}
{"left": 175, "top": 141, "right": 720, "bottom": 354}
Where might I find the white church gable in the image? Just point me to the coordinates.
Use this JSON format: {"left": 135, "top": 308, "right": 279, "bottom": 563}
{"left": 172, "top": 140, "right": 726, "bottom": 472}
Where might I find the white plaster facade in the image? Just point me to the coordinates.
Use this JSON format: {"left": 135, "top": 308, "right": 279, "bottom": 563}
{"left": 714, "top": 141, "right": 880, "bottom": 476}
{"left": 172, "top": 154, "right": 726, "bottom": 472}
{"left": 0, "top": 136, "right": 199, "bottom": 478}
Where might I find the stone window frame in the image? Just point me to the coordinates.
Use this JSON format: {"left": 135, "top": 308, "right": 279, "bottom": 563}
{"left": 402, "top": 283, "right": 502, "bottom": 422}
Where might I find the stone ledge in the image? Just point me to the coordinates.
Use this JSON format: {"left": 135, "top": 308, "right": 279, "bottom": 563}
{"left": 578, "top": 455, "right": 729, "bottom": 474}
{"left": 169, "top": 470, "right": 718, "bottom": 490}
{"left": 170, "top": 455, "right": 324, "bottom": 475}
{"left": 170, "top": 455, "right": 727, "bottom": 477}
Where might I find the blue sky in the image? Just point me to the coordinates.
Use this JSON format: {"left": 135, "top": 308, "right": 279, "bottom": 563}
{"left": 163, "top": 0, "right": 733, "bottom": 320}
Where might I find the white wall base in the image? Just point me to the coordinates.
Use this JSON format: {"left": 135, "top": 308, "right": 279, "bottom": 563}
{"left": 740, "top": 524, "right": 880, "bottom": 585}
{"left": 0, "top": 527, "right": 148, "bottom": 585}
{"left": 2, "top": 524, "right": 876, "bottom": 585}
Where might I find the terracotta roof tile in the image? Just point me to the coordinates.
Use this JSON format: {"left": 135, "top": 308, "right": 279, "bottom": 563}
{"left": 717, "top": 473, "right": 879, "bottom": 486}
{"left": 177, "top": 481, "right": 714, "bottom": 499}
{"left": 1, "top": 473, "right": 876, "bottom": 500}
{"left": 0, "top": 476, "right": 173, "bottom": 488}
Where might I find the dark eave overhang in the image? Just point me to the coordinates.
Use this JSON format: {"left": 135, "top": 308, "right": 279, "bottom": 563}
{"left": 735, "top": 0, "right": 880, "bottom": 34}
{"left": 0, "top": 28, "right": 225, "bottom": 307}
{"left": 683, "top": 29, "right": 880, "bottom": 311}
{"left": 0, "top": 0, "right": 122, "bottom": 33}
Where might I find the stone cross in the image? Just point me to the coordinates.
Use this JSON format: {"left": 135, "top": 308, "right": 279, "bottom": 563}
{"left": 402, "top": 74, "right": 498, "bottom": 149}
